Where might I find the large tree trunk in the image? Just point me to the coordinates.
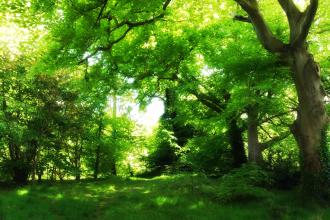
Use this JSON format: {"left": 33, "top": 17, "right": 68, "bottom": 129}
{"left": 247, "top": 106, "right": 263, "bottom": 165}
{"left": 290, "top": 48, "right": 329, "bottom": 194}
{"left": 235, "top": 0, "right": 329, "bottom": 196}
{"left": 227, "top": 118, "right": 247, "bottom": 167}
{"left": 8, "top": 141, "right": 29, "bottom": 184}
{"left": 12, "top": 166, "right": 29, "bottom": 184}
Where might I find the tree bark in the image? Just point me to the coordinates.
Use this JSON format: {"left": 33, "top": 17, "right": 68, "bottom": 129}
{"left": 93, "top": 121, "right": 103, "bottom": 180}
{"left": 93, "top": 145, "right": 101, "bottom": 180}
{"left": 235, "top": 0, "right": 329, "bottom": 195}
{"left": 290, "top": 48, "right": 329, "bottom": 194}
{"left": 27, "top": 140, "right": 38, "bottom": 183}
{"left": 227, "top": 118, "right": 247, "bottom": 167}
{"left": 111, "top": 161, "right": 117, "bottom": 176}
{"left": 247, "top": 106, "right": 264, "bottom": 165}
{"left": 75, "top": 141, "right": 82, "bottom": 181}
{"left": 8, "top": 141, "right": 30, "bottom": 184}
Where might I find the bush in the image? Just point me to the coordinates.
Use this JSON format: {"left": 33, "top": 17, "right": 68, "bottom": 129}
{"left": 0, "top": 161, "right": 11, "bottom": 181}
{"left": 215, "top": 163, "right": 273, "bottom": 203}
{"left": 269, "top": 162, "right": 300, "bottom": 190}
{"left": 141, "top": 129, "right": 180, "bottom": 176}
{"left": 265, "top": 148, "right": 301, "bottom": 189}
{"left": 180, "top": 136, "right": 233, "bottom": 177}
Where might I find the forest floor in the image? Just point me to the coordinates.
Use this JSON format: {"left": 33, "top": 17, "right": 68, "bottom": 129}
{"left": 0, "top": 174, "right": 329, "bottom": 220}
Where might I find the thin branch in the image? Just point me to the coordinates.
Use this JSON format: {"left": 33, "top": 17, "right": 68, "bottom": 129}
{"left": 161, "top": 19, "right": 188, "bottom": 23}
{"left": 126, "top": 13, "right": 165, "bottom": 27}
{"left": 78, "top": 27, "right": 131, "bottom": 65}
{"left": 95, "top": 0, "right": 109, "bottom": 25}
{"left": 259, "top": 110, "right": 295, "bottom": 124}
{"left": 78, "top": 0, "right": 172, "bottom": 64}
{"left": 316, "top": 27, "right": 330, "bottom": 34}
{"left": 163, "top": 0, "right": 172, "bottom": 11}
{"left": 260, "top": 131, "right": 291, "bottom": 151}
{"left": 191, "top": 92, "right": 224, "bottom": 113}
{"left": 259, "top": 124, "right": 273, "bottom": 139}
{"left": 233, "top": 14, "right": 251, "bottom": 23}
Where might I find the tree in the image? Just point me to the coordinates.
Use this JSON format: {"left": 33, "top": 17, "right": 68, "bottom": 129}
{"left": 234, "top": 0, "right": 329, "bottom": 194}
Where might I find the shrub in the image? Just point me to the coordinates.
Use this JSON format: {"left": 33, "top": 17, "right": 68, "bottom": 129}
{"left": 269, "top": 161, "right": 300, "bottom": 190}
{"left": 179, "top": 136, "right": 233, "bottom": 177}
{"left": 215, "top": 163, "right": 273, "bottom": 203}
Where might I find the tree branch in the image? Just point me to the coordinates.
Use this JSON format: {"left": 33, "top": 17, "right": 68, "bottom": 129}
{"left": 277, "top": 0, "right": 302, "bottom": 43}
{"left": 233, "top": 14, "right": 251, "bottom": 23}
{"left": 293, "top": 0, "right": 318, "bottom": 47}
{"left": 78, "top": 0, "right": 172, "bottom": 64}
{"left": 278, "top": 0, "right": 318, "bottom": 47}
{"left": 95, "top": 0, "right": 109, "bottom": 26}
{"left": 78, "top": 26, "right": 131, "bottom": 64}
{"left": 235, "top": 0, "right": 289, "bottom": 53}
{"left": 163, "top": 0, "right": 172, "bottom": 11}
{"left": 260, "top": 131, "right": 291, "bottom": 151}
{"left": 126, "top": 12, "right": 166, "bottom": 27}
{"left": 277, "top": 0, "right": 301, "bottom": 20}
{"left": 316, "top": 27, "right": 330, "bottom": 34}
{"left": 191, "top": 91, "right": 225, "bottom": 113}
{"left": 259, "top": 109, "right": 295, "bottom": 124}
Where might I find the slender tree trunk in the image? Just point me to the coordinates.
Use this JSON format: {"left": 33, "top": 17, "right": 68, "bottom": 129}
{"left": 30, "top": 153, "right": 37, "bottom": 183}
{"left": 94, "top": 145, "right": 101, "bottom": 180}
{"left": 290, "top": 48, "right": 329, "bottom": 194}
{"left": 128, "top": 164, "right": 134, "bottom": 177}
{"left": 111, "top": 94, "right": 118, "bottom": 177}
{"left": 31, "top": 163, "right": 36, "bottom": 182}
{"left": 75, "top": 173, "right": 80, "bottom": 181}
{"left": 35, "top": 148, "right": 41, "bottom": 182}
{"left": 27, "top": 139, "right": 38, "bottom": 183}
{"left": 94, "top": 121, "right": 103, "bottom": 180}
{"left": 112, "top": 94, "right": 117, "bottom": 118}
{"left": 111, "top": 161, "right": 117, "bottom": 176}
{"left": 50, "top": 166, "right": 56, "bottom": 181}
{"left": 58, "top": 170, "right": 64, "bottom": 181}
{"left": 75, "top": 146, "right": 82, "bottom": 181}
{"left": 227, "top": 118, "right": 247, "bottom": 167}
{"left": 74, "top": 141, "right": 82, "bottom": 181}
{"left": 247, "top": 106, "right": 263, "bottom": 165}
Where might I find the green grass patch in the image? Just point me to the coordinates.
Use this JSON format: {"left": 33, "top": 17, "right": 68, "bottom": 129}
{"left": 0, "top": 174, "right": 329, "bottom": 220}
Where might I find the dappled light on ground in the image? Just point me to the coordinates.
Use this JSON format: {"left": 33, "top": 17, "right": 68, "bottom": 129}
{"left": 16, "top": 189, "right": 29, "bottom": 196}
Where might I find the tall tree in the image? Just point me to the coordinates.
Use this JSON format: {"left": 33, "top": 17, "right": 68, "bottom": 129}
{"left": 234, "top": 0, "right": 329, "bottom": 194}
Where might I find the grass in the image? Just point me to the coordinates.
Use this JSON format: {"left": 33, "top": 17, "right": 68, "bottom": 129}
{"left": 0, "top": 174, "right": 329, "bottom": 220}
